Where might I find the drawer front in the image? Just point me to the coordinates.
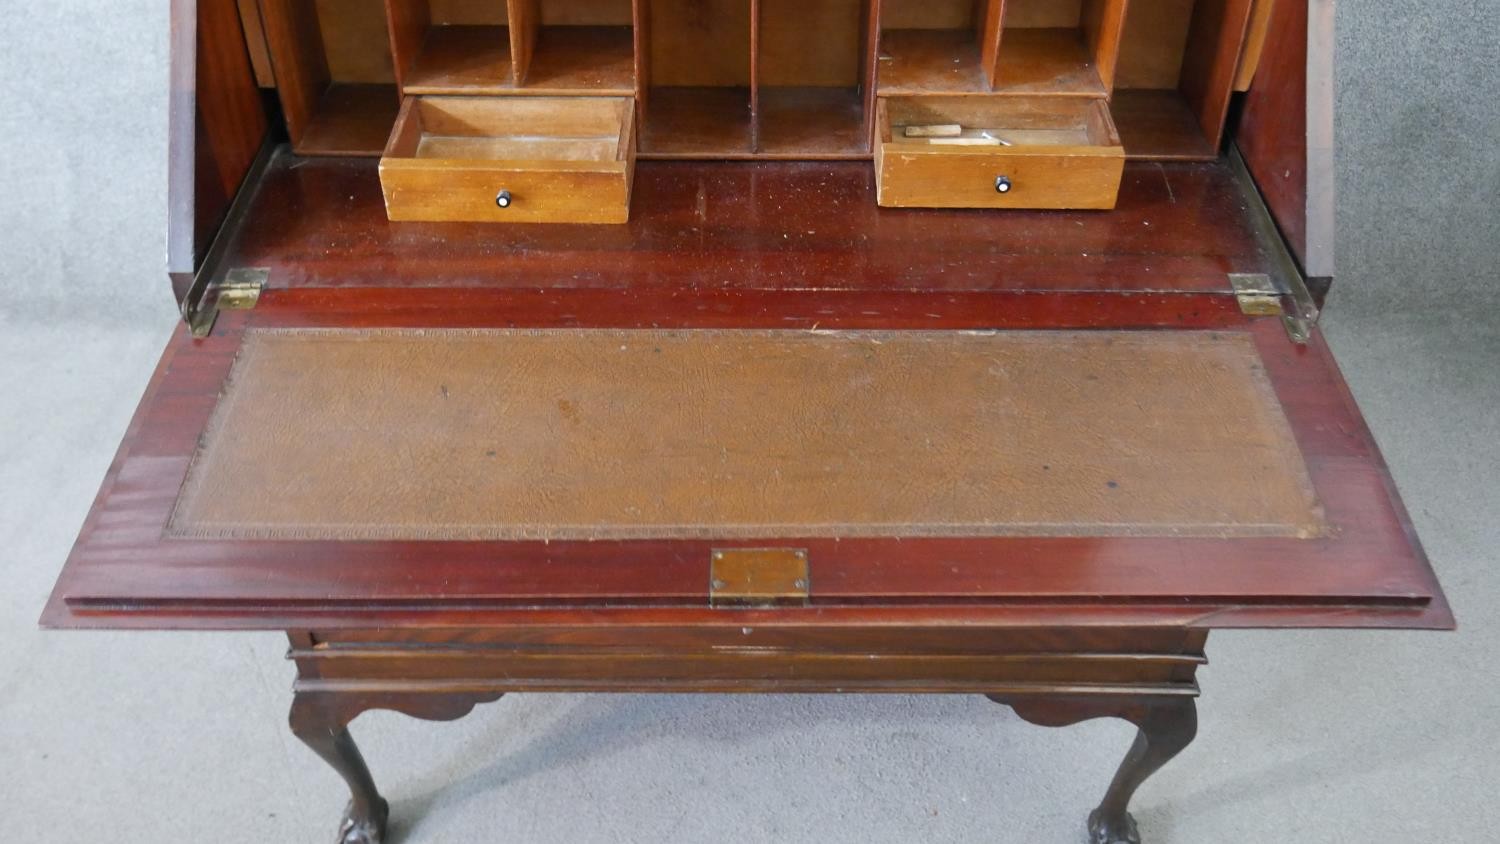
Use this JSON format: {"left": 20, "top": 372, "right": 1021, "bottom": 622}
{"left": 380, "top": 160, "right": 633, "bottom": 224}
{"left": 875, "top": 97, "right": 1124, "bottom": 210}
{"left": 876, "top": 145, "right": 1124, "bottom": 210}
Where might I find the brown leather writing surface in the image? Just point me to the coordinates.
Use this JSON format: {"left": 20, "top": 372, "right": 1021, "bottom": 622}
{"left": 167, "top": 327, "right": 1323, "bottom": 541}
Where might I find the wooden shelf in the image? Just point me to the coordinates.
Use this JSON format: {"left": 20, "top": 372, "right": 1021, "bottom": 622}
{"left": 993, "top": 28, "right": 1105, "bottom": 96}
{"left": 403, "top": 25, "right": 514, "bottom": 94}
{"left": 1110, "top": 89, "right": 1217, "bottom": 160}
{"left": 295, "top": 83, "right": 401, "bottom": 156}
{"left": 877, "top": 29, "right": 991, "bottom": 95}
{"left": 640, "top": 87, "right": 754, "bottom": 158}
{"left": 524, "top": 26, "right": 635, "bottom": 93}
{"left": 757, "top": 88, "right": 868, "bottom": 157}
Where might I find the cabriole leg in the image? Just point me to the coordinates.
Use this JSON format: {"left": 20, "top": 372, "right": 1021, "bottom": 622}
{"left": 991, "top": 694, "right": 1198, "bottom": 844}
{"left": 289, "top": 694, "right": 389, "bottom": 844}
{"left": 1087, "top": 698, "right": 1198, "bottom": 844}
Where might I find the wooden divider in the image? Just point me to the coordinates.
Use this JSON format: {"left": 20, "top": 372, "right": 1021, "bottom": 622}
{"left": 1110, "top": 0, "right": 1257, "bottom": 159}
{"left": 261, "top": 0, "right": 401, "bottom": 155}
{"left": 253, "top": 0, "right": 1255, "bottom": 160}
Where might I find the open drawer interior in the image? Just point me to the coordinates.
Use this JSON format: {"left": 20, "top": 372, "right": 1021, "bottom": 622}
{"left": 378, "top": 94, "right": 636, "bottom": 222}
{"left": 875, "top": 96, "right": 1124, "bottom": 208}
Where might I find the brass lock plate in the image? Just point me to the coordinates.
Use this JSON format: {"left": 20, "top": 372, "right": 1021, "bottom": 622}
{"left": 709, "top": 548, "right": 810, "bottom": 607}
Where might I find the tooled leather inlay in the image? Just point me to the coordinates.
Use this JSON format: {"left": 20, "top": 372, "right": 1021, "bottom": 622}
{"left": 167, "top": 328, "right": 1325, "bottom": 540}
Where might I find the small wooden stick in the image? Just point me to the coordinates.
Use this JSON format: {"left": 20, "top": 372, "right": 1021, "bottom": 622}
{"left": 911, "top": 136, "right": 1007, "bottom": 146}
{"left": 903, "top": 124, "right": 963, "bottom": 137}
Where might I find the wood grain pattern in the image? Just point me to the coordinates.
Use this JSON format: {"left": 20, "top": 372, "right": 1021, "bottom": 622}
{"left": 977, "top": 0, "right": 1005, "bottom": 87}
{"left": 315, "top": 0, "right": 397, "bottom": 82}
{"left": 639, "top": 86, "right": 753, "bottom": 156}
{"left": 296, "top": 83, "right": 402, "bottom": 156}
{"left": 293, "top": 626, "right": 1209, "bottom": 693}
{"left": 1003, "top": 0, "right": 1083, "bottom": 28}
{"left": 1235, "top": 0, "right": 1327, "bottom": 277}
{"left": 541, "top": 0, "right": 632, "bottom": 24}
{"left": 236, "top": 0, "right": 277, "bottom": 86}
{"left": 758, "top": 0, "right": 864, "bottom": 87}
{"left": 647, "top": 0, "right": 751, "bottom": 86}
{"left": 380, "top": 95, "right": 634, "bottom": 222}
{"left": 1080, "top": 0, "right": 1129, "bottom": 90}
{"left": 261, "top": 0, "right": 401, "bottom": 154}
{"left": 260, "top": 0, "right": 332, "bottom": 142}
{"left": 992, "top": 28, "right": 1106, "bottom": 95}
{"left": 169, "top": 0, "right": 271, "bottom": 302}
{"left": 876, "top": 96, "right": 1123, "bottom": 208}
{"left": 1110, "top": 88, "right": 1217, "bottom": 159}
{"left": 1232, "top": 0, "right": 1276, "bottom": 90}
{"left": 402, "top": 24, "right": 515, "bottom": 92}
{"left": 508, "top": 0, "right": 540, "bottom": 83}
{"left": 1113, "top": 0, "right": 1196, "bottom": 90}
{"left": 876, "top": 29, "right": 992, "bottom": 94}
{"left": 756, "top": 87, "right": 869, "bottom": 156}
{"left": 1179, "top": 0, "right": 1255, "bottom": 144}
{"left": 385, "top": 0, "right": 435, "bottom": 87}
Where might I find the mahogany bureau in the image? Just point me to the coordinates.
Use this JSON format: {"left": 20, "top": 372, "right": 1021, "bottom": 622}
{"left": 43, "top": 0, "right": 1452, "bottom": 841}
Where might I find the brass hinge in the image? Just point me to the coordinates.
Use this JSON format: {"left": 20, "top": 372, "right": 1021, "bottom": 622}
{"left": 187, "top": 267, "right": 267, "bottom": 338}
{"left": 1228, "top": 271, "right": 1314, "bottom": 344}
{"left": 709, "top": 548, "right": 810, "bottom": 608}
{"left": 1229, "top": 273, "right": 1284, "bottom": 316}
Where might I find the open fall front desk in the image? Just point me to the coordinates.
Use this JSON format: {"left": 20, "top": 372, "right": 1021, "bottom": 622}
{"left": 43, "top": 0, "right": 1451, "bottom": 842}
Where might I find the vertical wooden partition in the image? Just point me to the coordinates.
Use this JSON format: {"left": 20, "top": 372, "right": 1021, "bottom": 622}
{"left": 386, "top": 0, "right": 634, "bottom": 94}
{"left": 1109, "top": 0, "right": 1255, "bottom": 158}
{"left": 637, "top": 0, "right": 877, "bottom": 157}
{"left": 755, "top": 0, "right": 875, "bottom": 156}
{"left": 990, "top": 0, "right": 1127, "bottom": 95}
{"left": 876, "top": 0, "right": 1005, "bottom": 94}
{"left": 638, "top": 0, "right": 754, "bottom": 156}
{"left": 260, "top": 0, "right": 401, "bottom": 155}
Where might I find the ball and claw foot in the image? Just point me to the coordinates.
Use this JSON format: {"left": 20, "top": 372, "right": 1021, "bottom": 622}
{"left": 1088, "top": 809, "right": 1141, "bottom": 844}
{"left": 337, "top": 797, "right": 389, "bottom": 844}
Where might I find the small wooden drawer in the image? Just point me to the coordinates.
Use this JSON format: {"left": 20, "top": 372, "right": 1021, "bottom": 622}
{"left": 379, "top": 95, "right": 636, "bottom": 224}
{"left": 875, "top": 97, "right": 1124, "bottom": 210}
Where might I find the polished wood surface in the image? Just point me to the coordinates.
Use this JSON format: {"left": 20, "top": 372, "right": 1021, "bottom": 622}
{"left": 213, "top": 152, "right": 1293, "bottom": 291}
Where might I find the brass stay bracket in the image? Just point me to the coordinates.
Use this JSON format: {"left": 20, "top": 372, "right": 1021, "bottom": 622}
{"left": 1227, "top": 147, "right": 1321, "bottom": 345}
{"left": 187, "top": 267, "right": 267, "bottom": 338}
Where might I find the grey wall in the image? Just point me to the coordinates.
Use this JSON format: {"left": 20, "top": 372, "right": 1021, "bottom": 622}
{"left": 2, "top": 0, "right": 1498, "bottom": 326}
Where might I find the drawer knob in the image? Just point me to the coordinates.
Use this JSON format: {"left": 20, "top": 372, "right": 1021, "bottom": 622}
{"left": 994, "top": 175, "right": 1012, "bottom": 194}
{"left": 495, "top": 189, "right": 513, "bottom": 208}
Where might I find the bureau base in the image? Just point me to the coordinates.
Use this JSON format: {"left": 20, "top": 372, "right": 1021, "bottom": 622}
{"left": 286, "top": 627, "right": 1206, "bottom": 844}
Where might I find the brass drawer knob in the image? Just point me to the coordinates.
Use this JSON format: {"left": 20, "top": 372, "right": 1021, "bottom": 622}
{"left": 495, "top": 189, "right": 513, "bottom": 208}
{"left": 994, "top": 175, "right": 1012, "bottom": 194}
